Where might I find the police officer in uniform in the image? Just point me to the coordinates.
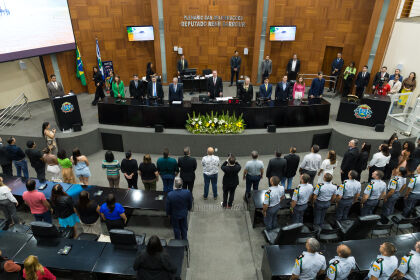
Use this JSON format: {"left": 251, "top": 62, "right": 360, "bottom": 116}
{"left": 360, "top": 170, "right": 386, "bottom": 216}
{"left": 402, "top": 164, "right": 420, "bottom": 217}
{"left": 312, "top": 173, "right": 336, "bottom": 231}
{"left": 366, "top": 242, "right": 398, "bottom": 280}
{"left": 335, "top": 170, "right": 361, "bottom": 221}
{"left": 262, "top": 176, "right": 285, "bottom": 230}
{"left": 291, "top": 238, "right": 326, "bottom": 280}
{"left": 326, "top": 244, "right": 356, "bottom": 280}
{"left": 391, "top": 241, "right": 420, "bottom": 280}
{"left": 290, "top": 174, "right": 314, "bottom": 224}
{"left": 382, "top": 167, "right": 407, "bottom": 220}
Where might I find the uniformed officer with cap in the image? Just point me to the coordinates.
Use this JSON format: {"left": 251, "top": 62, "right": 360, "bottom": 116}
{"left": 291, "top": 237, "right": 326, "bottom": 280}
{"left": 402, "top": 164, "right": 420, "bottom": 217}
{"left": 290, "top": 173, "right": 314, "bottom": 224}
{"left": 391, "top": 240, "right": 420, "bottom": 280}
{"left": 335, "top": 170, "right": 361, "bottom": 221}
{"left": 366, "top": 242, "right": 398, "bottom": 280}
{"left": 360, "top": 170, "right": 386, "bottom": 216}
{"left": 312, "top": 173, "right": 336, "bottom": 230}
{"left": 262, "top": 176, "right": 285, "bottom": 230}
{"left": 326, "top": 244, "right": 356, "bottom": 280}
{"left": 382, "top": 167, "right": 407, "bottom": 218}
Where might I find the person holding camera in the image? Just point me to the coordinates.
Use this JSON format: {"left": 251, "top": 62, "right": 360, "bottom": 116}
{"left": 375, "top": 77, "right": 391, "bottom": 96}
{"left": 221, "top": 154, "right": 241, "bottom": 209}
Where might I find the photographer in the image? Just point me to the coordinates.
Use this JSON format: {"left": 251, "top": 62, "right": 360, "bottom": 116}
{"left": 375, "top": 77, "right": 391, "bottom": 96}
{"left": 221, "top": 154, "right": 241, "bottom": 209}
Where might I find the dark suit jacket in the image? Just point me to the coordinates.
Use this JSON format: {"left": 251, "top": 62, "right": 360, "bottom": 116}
{"left": 355, "top": 72, "right": 371, "bottom": 88}
{"left": 178, "top": 155, "right": 197, "bottom": 182}
{"left": 147, "top": 81, "right": 164, "bottom": 99}
{"left": 259, "top": 83, "right": 273, "bottom": 99}
{"left": 165, "top": 189, "right": 192, "bottom": 219}
{"left": 169, "top": 83, "right": 183, "bottom": 103}
{"left": 331, "top": 58, "right": 344, "bottom": 73}
{"left": 177, "top": 59, "right": 188, "bottom": 73}
{"left": 373, "top": 72, "right": 390, "bottom": 86}
{"left": 286, "top": 59, "right": 300, "bottom": 73}
{"left": 284, "top": 153, "right": 300, "bottom": 178}
{"left": 238, "top": 84, "right": 253, "bottom": 102}
{"left": 340, "top": 147, "right": 360, "bottom": 172}
{"left": 230, "top": 56, "right": 241, "bottom": 70}
{"left": 0, "top": 143, "right": 11, "bottom": 165}
{"left": 207, "top": 76, "right": 223, "bottom": 99}
{"left": 275, "top": 82, "right": 291, "bottom": 101}
{"left": 356, "top": 150, "right": 369, "bottom": 172}
{"left": 129, "top": 80, "right": 143, "bottom": 99}
{"left": 221, "top": 161, "right": 241, "bottom": 189}
{"left": 266, "top": 157, "right": 287, "bottom": 179}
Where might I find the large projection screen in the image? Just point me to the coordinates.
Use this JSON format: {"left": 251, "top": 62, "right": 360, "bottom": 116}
{"left": 0, "top": 0, "right": 76, "bottom": 63}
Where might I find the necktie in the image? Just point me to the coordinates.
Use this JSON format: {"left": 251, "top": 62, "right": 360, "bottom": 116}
{"left": 135, "top": 81, "right": 138, "bottom": 88}
{"left": 283, "top": 83, "right": 286, "bottom": 90}
{"left": 214, "top": 78, "right": 216, "bottom": 85}
{"left": 363, "top": 72, "right": 365, "bottom": 78}
{"left": 182, "top": 60, "right": 184, "bottom": 69}
{"left": 153, "top": 83, "right": 156, "bottom": 97}
{"left": 174, "top": 84, "right": 177, "bottom": 92}
{"left": 54, "top": 82, "right": 57, "bottom": 89}
{"left": 265, "top": 84, "right": 268, "bottom": 91}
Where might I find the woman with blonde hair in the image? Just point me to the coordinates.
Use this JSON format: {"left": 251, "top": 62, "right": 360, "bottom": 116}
{"left": 23, "top": 255, "right": 56, "bottom": 280}
{"left": 317, "top": 150, "right": 337, "bottom": 183}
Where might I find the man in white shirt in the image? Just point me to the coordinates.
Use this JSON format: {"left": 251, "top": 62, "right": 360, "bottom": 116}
{"left": 391, "top": 241, "right": 420, "bottom": 280}
{"left": 299, "top": 145, "right": 322, "bottom": 184}
{"left": 291, "top": 238, "right": 326, "bottom": 280}
{"left": 326, "top": 244, "right": 356, "bottom": 280}
{"left": 202, "top": 147, "right": 220, "bottom": 200}
{"left": 46, "top": 74, "right": 65, "bottom": 99}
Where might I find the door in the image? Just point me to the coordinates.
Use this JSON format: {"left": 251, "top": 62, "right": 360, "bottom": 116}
{"left": 321, "top": 46, "right": 343, "bottom": 75}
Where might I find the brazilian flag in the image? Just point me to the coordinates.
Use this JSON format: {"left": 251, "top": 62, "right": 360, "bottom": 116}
{"left": 76, "top": 45, "right": 87, "bottom": 86}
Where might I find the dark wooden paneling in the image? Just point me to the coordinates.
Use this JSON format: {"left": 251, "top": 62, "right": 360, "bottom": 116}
{"left": 264, "top": 0, "right": 376, "bottom": 83}
{"left": 163, "top": 0, "right": 258, "bottom": 82}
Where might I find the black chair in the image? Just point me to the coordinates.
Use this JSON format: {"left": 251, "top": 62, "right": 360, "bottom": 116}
{"left": 391, "top": 214, "right": 416, "bottom": 234}
{"left": 296, "top": 225, "right": 317, "bottom": 244}
{"left": 202, "top": 69, "right": 212, "bottom": 76}
{"left": 371, "top": 222, "right": 393, "bottom": 238}
{"left": 319, "top": 223, "right": 341, "bottom": 243}
{"left": 0, "top": 218, "right": 6, "bottom": 230}
{"left": 109, "top": 229, "right": 145, "bottom": 246}
{"left": 7, "top": 224, "right": 31, "bottom": 234}
{"left": 263, "top": 223, "right": 303, "bottom": 245}
{"left": 336, "top": 215, "right": 380, "bottom": 240}
{"left": 0, "top": 271, "right": 22, "bottom": 280}
{"left": 168, "top": 239, "right": 190, "bottom": 267}
{"left": 76, "top": 233, "right": 99, "bottom": 241}
{"left": 30, "top": 221, "right": 73, "bottom": 239}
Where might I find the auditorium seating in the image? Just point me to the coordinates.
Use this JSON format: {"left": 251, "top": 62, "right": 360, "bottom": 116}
{"left": 391, "top": 214, "right": 416, "bottom": 234}
{"left": 371, "top": 222, "right": 393, "bottom": 238}
{"left": 263, "top": 223, "right": 303, "bottom": 245}
{"left": 319, "top": 223, "right": 341, "bottom": 243}
{"left": 30, "top": 221, "right": 73, "bottom": 239}
{"left": 109, "top": 229, "right": 145, "bottom": 246}
{"left": 76, "top": 233, "right": 99, "bottom": 241}
{"left": 336, "top": 215, "right": 381, "bottom": 240}
{"left": 168, "top": 239, "right": 190, "bottom": 268}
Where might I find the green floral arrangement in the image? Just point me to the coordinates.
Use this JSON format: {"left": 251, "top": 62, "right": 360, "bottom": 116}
{"left": 185, "top": 111, "right": 245, "bottom": 134}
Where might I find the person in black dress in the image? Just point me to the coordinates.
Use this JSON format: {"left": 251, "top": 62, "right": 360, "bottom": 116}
{"left": 237, "top": 77, "right": 253, "bottom": 103}
{"left": 91, "top": 66, "right": 104, "bottom": 105}
{"left": 146, "top": 62, "right": 155, "bottom": 82}
{"left": 385, "top": 133, "right": 401, "bottom": 179}
{"left": 356, "top": 142, "right": 371, "bottom": 181}
{"left": 121, "top": 151, "right": 138, "bottom": 189}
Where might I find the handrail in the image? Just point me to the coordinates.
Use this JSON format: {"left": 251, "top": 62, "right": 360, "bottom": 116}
{"left": 299, "top": 73, "right": 338, "bottom": 87}
{"left": 0, "top": 93, "right": 31, "bottom": 129}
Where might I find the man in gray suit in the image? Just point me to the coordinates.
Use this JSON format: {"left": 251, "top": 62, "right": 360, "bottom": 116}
{"left": 260, "top": 55, "right": 272, "bottom": 82}
{"left": 46, "top": 74, "right": 65, "bottom": 99}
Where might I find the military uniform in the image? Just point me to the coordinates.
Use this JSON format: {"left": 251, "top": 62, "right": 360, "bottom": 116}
{"left": 291, "top": 183, "right": 313, "bottom": 224}
{"left": 382, "top": 176, "right": 406, "bottom": 217}
{"left": 291, "top": 251, "right": 326, "bottom": 280}
{"left": 403, "top": 174, "right": 420, "bottom": 217}
{"left": 313, "top": 182, "right": 336, "bottom": 228}
{"left": 326, "top": 256, "right": 356, "bottom": 280}
{"left": 366, "top": 254, "right": 398, "bottom": 280}
{"left": 263, "top": 184, "right": 285, "bottom": 230}
{"left": 361, "top": 179, "right": 386, "bottom": 216}
{"left": 335, "top": 179, "right": 361, "bottom": 221}
{"left": 397, "top": 250, "right": 420, "bottom": 280}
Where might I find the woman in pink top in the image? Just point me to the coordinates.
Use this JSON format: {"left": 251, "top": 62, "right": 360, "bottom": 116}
{"left": 22, "top": 179, "right": 52, "bottom": 223}
{"left": 292, "top": 75, "right": 306, "bottom": 99}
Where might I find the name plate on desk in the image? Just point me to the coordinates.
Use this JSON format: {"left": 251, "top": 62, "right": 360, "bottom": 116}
{"left": 215, "top": 97, "right": 232, "bottom": 102}
{"left": 172, "top": 101, "right": 182, "bottom": 105}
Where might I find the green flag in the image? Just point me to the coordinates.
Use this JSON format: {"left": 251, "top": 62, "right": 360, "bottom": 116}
{"left": 76, "top": 45, "right": 87, "bottom": 86}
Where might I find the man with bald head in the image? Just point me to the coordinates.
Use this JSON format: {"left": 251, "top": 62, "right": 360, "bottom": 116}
{"left": 326, "top": 245, "right": 356, "bottom": 280}
{"left": 392, "top": 240, "right": 420, "bottom": 280}
{"left": 202, "top": 147, "right": 220, "bottom": 199}
{"left": 340, "top": 139, "right": 359, "bottom": 182}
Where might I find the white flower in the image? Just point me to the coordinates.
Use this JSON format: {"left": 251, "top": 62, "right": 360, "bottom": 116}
{"left": 214, "top": 118, "right": 218, "bottom": 122}
{"left": 209, "top": 120, "right": 212, "bottom": 123}
{"left": 198, "top": 121, "right": 202, "bottom": 125}
{"left": 192, "top": 121, "right": 196, "bottom": 125}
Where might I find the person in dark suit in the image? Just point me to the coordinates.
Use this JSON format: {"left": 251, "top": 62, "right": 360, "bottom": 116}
{"left": 286, "top": 54, "right": 300, "bottom": 81}
{"left": 389, "top": 68, "right": 403, "bottom": 82}
{"left": 284, "top": 147, "right": 300, "bottom": 190}
{"left": 207, "top": 70, "right": 223, "bottom": 99}
{"left": 355, "top": 65, "right": 370, "bottom": 98}
{"left": 177, "top": 55, "right": 188, "bottom": 75}
{"left": 238, "top": 77, "right": 253, "bottom": 103}
{"left": 230, "top": 50, "right": 242, "bottom": 86}
{"left": 356, "top": 142, "right": 371, "bottom": 181}
{"left": 178, "top": 147, "right": 197, "bottom": 194}
{"left": 165, "top": 178, "right": 192, "bottom": 240}
{"left": 372, "top": 66, "right": 390, "bottom": 90}
{"left": 46, "top": 74, "right": 65, "bottom": 99}
{"left": 147, "top": 76, "right": 164, "bottom": 102}
{"left": 221, "top": 155, "right": 241, "bottom": 208}
{"left": 266, "top": 150, "right": 287, "bottom": 186}
{"left": 309, "top": 72, "right": 325, "bottom": 104}
{"left": 328, "top": 53, "right": 344, "bottom": 92}
{"left": 259, "top": 77, "right": 273, "bottom": 99}
{"left": 0, "top": 137, "right": 12, "bottom": 176}
{"left": 169, "top": 77, "right": 183, "bottom": 104}
{"left": 340, "top": 139, "right": 360, "bottom": 182}
{"left": 129, "top": 74, "right": 143, "bottom": 100}
{"left": 146, "top": 62, "right": 155, "bottom": 82}
{"left": 91, "top": 67, "right": 104, "bottom": 105}
{"left": 275, "top": 75, "right": 291, "bottom": 101}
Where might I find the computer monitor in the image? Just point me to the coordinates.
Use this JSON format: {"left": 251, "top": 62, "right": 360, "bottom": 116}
{"left": 182, "top": 68, "right": 197, "bottom": 76}
{"left": 110, "top": 229, "right": 137, "bottom": 245}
